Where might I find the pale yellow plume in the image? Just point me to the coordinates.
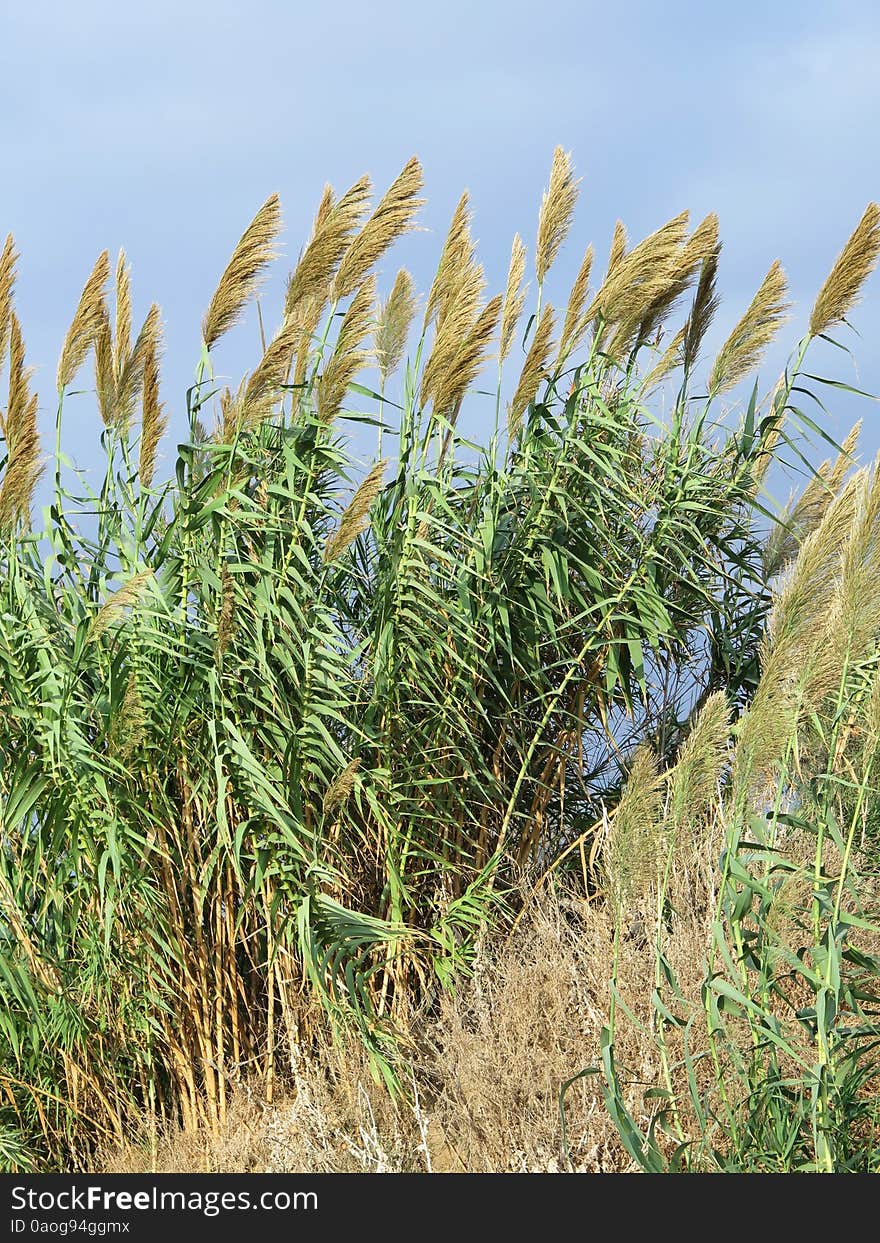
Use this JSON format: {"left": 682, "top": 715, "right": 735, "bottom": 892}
{"left": 57, "top": 251, "right": 110, "bottom": 391}
{"left": 708, "top": 260, "right": 789, "bottom": 396}
{"left": 809, "top": 202, "right": 880, "bottom": 339}
{"left": 202, "top": 194, "right": 282, "bottom": 350}
{"left": 536, "top": 146, "right": 580, "bottom": 285}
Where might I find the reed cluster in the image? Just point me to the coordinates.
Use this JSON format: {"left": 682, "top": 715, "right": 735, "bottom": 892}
{"left": 1, "top": 151, "right": 878, "bottom": 1171}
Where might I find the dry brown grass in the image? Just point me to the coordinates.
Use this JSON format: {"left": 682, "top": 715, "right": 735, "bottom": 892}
{"left": 99, "top": 883, "right": 717, "bottom": 1174}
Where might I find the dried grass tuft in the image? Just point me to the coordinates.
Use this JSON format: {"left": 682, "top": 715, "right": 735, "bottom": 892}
{"left": 507, "top": 306, "right": 555, "bottom": 440}
{"left": 139, "top": 329, "right": 166, "bottom": 489}
{"left": 324, "top": 460, "right": 387, "bottom": 563}
{"left": 285, "top": 178, "right": 371, "bottom": 319}
{"left": 375, "top": 268, "right": 417, "bottom": 386}
{"left": 499, "top": 234, "right": 528, "bottom": 366}
{"left": 809, "top": 202, "right": 880, "bottom": 339}
{"left": 57, "top": 251, "right": 110, "bottom": 391}
{"left": 317, "top": 277, "right": 377, "bottom": 423}
{"left": 202, "top": 194, "right": 282, "bottom": 350}
{"left": 333, "top": 157, "right": 424, "bottom": 301}
{"left": 709, "top": 260, "right": 789, "bottom": 396}
{"left": 0, "top": 313, "right": 43, "bottom": 531}
{"left": 536, "top": 146, "right": 580, "bottom": 285}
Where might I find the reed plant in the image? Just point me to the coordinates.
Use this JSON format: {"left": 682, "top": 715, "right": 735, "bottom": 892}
{"left": 1, "top": 153, "right": 878, "bottom": 1170}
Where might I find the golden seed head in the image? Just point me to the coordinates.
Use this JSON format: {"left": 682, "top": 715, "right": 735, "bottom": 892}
{"left": 604, "top": 745, "right": 664, "bottom": 905}
{"left": 431, "top": 293, "right": 503, "bottom": 417}
{"left": 324, "top": 459, "right": 387, "bottom": 563}
{"left": 667, "top": 692, "right": 731, "bottom": 835}
{"left": 242, "top": 312, "right": 302, "bottom": 425}
{"left": 0, "top": 312, "right": 42, "bottom": 532}
{"left": 317, "top": 277, "right": 377, "bottom": 424}
{"left": 420, "top": 258, "right": 485, "bottom": 409}
{"left": 285, "top": 176, "right": 372, "bottom": 318}
{"left": 606, "top": 220, "right": 627, "bottom": 277}
{"left": 94, "top": 307, "right": 115, "bottom": 427}
{"left": 0, "top": 233, "right": 18, "bottom": 384}
{"left": 499, "top": 235, "right": 528, "bottom": 366}
{"left": 323, "top": 757, "right": 362, "bottom": 812}
{"left": 114, "top": 250, "right": 132, "bottom": 378}
{"left": 292, "top": 293, "right": 328, "bottom": 389}
{"left": 87, "top": 570, "right": 155, "bottom": 644}
{"left": 536, "top": 146, "right": 580, "bottom": 285}
{"left": 333, "top": 157, "right": 424, "bottom": 301}
{"left": 216, "top": 563, "right": 236, "bottom": 658}
{"left": 683, "top": 243, "right": 721, "bottom": 372}
{"left": 375, "top": 268, "right": 418, "bottom": 386}
{"left": 507, "top": 305, "right": 555, "bottom": 440}
{"left": 642, "top": 324, "right": 687, "bottom": 391}
{"left": 585, "top": 212, "right": 690, "bottom": 350}
{"left": 202, "top": 194, "right": 282, "bottom": 351}
{"left": 423, "top": 193, "right": 474, "bottom": 332}
{"left": 139, "top": 326, "right": 166, "bottom": 489}
{"left": 809, "top": 202, "right": 880, "bottom": 339}
{"left": 709, "top": 259, "right": 790, "bottom": 396}
{"left": 57, "top": 250, "right": 110, "bottom": 391}
{"left": 558, "top": 242, "right": 594, "bottom": 362}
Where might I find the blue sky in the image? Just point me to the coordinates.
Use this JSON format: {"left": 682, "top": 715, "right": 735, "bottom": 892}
{"left": 2, "top": 0, "right": 878, "bottom": 490}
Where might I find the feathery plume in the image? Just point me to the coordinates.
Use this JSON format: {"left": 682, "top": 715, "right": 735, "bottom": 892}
{"left": 431, "top": 293, "right": 502, "bottom": 416}
{"left": 499, "top": 234, "right": 528, "bottom": 366}
{"left": 763, "top": 421, "right": 861, "bottom": 578}
{"left": 748, "top": 383, "right": 787, "bottom": 491}
{"left": 0, "top": 234, "right": 17, "bottom": 383}
{"left": 0, "top": 314, "right": 42, "bottom": 532}
{"left": 94, "top": 308, "right": 115, "bottom": 427}
{"left": 87, "top": 570, "right": 155, "bottom": 643}
{"left": 642, "top": 324, "right": 687, "bottom": 391}
{"left": 736, "top": 470, "right": 866, "bottom": 788}
{"left": 585, "top": 212, "right": 690, "bottom": 347}
{"left": 242, "top": 313, "right": 302, "bottom": 424}
{"left": 292, "top": 294, "right": 328, "bottom": 388}
{"left": 5, "top": 312, "right": 31, "bottom": 434}
{"left": 323, "top": 757, "right": 362, "bottom": 812}
{"left": 113, "top": 250, "right": 132, "bottom": 379}
{"left": 683, "top": 245, "right": 721, "bottom": 372}
{"left": 809, "top": 202, "right": 880, "bottom": 339}
{"left": 606, "top": 220, "right": 627, "bottom": 277}
{"left": 536, "top": 146, "right": 580, "bottom": 285}
{"left": 423, "top": 193, "right": 474, "bottom": 331}
{"left": 375, "top": 268, "right": 417, "bottom": 385}
{"left": 558, "top": 243, "right": 594, "bottom": 362}
{"left": 312, "top": 184, "right": 335, "bottom": 235}
{"left": 667, "top": 691, "right": 731, "bottom": 835}
{"left": 115, "top": 303, "right": 161, "bottom": 432}
{"left": 632, "top": 213, "right": 719, "bottom": 352}
{"left": 333, "top": 157, "right": 424, "bottom": 301}
{"left": 202, "top": 194, "right": 282, "bottom": 350}
{"left": 827, "top": 420, "right": 862, "bottom": 492}
{"left": 317, "top": 277, "right": 377, "bottom": 423}
{"left": 284, "top": 177, "right": 371, "bottom": 317}
{"left": 708, "top": 260, "right": 790, "bottom": 396}
{"left": 324, "top": 460, "right": 386, "bottom": 563}
{"left": 420, "top": 258, "right": 486, "bottom": 409}
{"left": 604, "top": 745, "right": 664, "bottom": 905}
{"left": 216, "top": 563, "right": 236, "bottom": 658}
{"left": 109, "top": 670, "right": 146, "bottom": 760}
{"left": 139, "top": 328, "right": 166, "bottom": 489}
{"left": 507, "top": 306, "right": 555, "bottom": 440}
{"left": 57, "top": 250, "right": 110, "bottom": 391}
